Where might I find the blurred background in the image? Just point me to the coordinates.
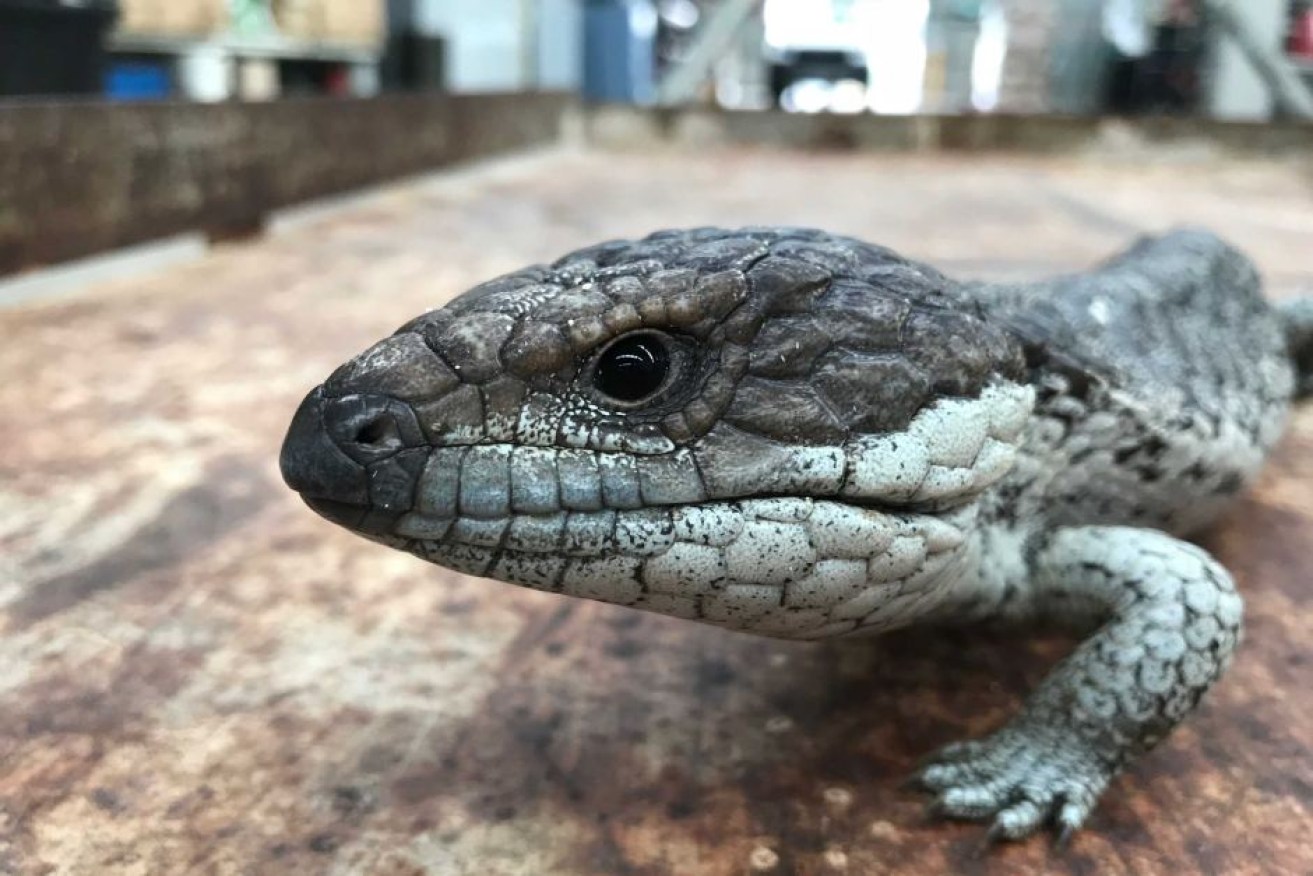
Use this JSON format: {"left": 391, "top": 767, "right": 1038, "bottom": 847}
{"left": 1, "top": 0, "right": 1311, "bottom": 117}
{"left": 3, "top": 0, "right": 1311, "bottom": 285}
{"left": 2, "top": 3, "right": 1312, "bottom": 874}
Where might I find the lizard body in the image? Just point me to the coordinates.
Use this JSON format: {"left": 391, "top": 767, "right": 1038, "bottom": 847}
{"left": 280, "top": 227, "right": 1308, "bottom": 841}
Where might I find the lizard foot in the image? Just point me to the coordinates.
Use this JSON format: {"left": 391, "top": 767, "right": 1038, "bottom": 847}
{"left": 913, "top": 722, "right": 1114, "bottom": 843}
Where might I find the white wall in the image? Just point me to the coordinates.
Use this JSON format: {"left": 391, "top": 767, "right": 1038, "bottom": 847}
{"left": 412, "top": 0, "right": 581, "bottom": 92}
{"left": 414, "top": 0, "right": 531, "bottom": 91}
{"left": 538, "top": 0, "right": 583, "bottom": 90}
{"left": 1207, "top": 0, "right": 1286, "bottom": 120}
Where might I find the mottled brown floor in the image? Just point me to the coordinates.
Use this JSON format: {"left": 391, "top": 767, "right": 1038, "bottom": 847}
{"left": 1, "top": 147, "right": 1311, "bottom": 876}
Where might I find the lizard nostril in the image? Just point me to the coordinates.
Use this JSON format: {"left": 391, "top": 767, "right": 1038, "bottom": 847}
{"left": 321, "top": 394, "right": 419, "bottom": 463}
{"left": 353, "top": 415, "right": 399, "bottom": 448}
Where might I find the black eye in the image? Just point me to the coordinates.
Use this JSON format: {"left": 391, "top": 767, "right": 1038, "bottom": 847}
{"left": 593, "top": 332, "right": 671, "bottom": 403}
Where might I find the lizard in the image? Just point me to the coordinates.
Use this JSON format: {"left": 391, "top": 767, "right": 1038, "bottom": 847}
{"left": 279, "top": 226, "right": 1310, "bottom": 842}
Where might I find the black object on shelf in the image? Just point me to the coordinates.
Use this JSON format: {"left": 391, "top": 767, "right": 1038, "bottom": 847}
{"left": 1107, "top": 17, "right": 1208, "bottom": 116}
{"left": 382, "top": 33, "right": 446, "bottom": 92}
{"left": 0, "top": 0, "right": 120, "bottom": 97}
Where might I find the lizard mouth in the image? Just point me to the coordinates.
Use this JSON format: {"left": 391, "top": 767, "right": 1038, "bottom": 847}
{"left": 382, "top": 492, "right": 924, "bottom": 557}
{"left": 280, "top": 383, "right": 978, "bottom": 557}
{"left": 302, "top": 496, "right": 407, "bottom": 537}
{"left": 302, "top": 496, "right": 367, "bottom": 528}
{"left": 389, "top": 505, "right": 681, "bottom": 555}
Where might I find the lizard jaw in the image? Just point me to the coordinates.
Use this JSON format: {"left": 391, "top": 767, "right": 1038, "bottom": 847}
{"left": 385, "top": 497, "right": 977, "bottom": 640}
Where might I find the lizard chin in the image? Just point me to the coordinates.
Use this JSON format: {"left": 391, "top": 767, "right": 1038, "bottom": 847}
{"left": 378, "top": 498, "right": 978, "bottom": 640}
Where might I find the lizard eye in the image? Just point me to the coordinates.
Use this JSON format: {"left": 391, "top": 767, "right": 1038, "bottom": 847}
{"left": 591, "top": 331, "right": 673, "bottom": 405}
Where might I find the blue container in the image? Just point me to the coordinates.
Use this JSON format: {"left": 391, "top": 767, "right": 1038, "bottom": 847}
{"left": 583, "top": 0, "right": 656, "bottom": 103}
{"left": 106, "top": 62, "right": 172, "bottom": 101}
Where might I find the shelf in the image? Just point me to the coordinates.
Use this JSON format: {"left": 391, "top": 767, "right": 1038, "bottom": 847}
{"left": 109, "top": 31, "right": 380, "bottom": 64}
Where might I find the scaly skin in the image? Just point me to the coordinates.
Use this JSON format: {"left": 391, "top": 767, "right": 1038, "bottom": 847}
{"left": 279, "top": 227, "right": 1306, "bottom": 842}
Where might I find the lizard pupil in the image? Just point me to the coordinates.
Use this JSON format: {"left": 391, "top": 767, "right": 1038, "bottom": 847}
{"left": 593, "top": 333, "right": 670, "bottom": 403}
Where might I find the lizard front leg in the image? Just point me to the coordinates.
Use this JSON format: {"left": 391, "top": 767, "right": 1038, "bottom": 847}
{"left": 915, "top": 526, "right": 1243, "bottom": 841}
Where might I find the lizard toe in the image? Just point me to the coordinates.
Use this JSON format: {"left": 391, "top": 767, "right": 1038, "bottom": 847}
{"left": 989, "top": 797, "right": 1047, "bottom": 841}
{"left": 912, "top": 725, "right": 1114, "bottom": 842}
{"left": 914, "top": 728, "right": 1029, "bottom": 791}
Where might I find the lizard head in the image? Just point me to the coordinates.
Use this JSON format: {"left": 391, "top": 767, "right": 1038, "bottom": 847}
{"left": 281, "top": 228, "right": 1032, "bottom": 638}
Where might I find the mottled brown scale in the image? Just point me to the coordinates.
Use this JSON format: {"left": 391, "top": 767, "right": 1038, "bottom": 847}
{"left": 679, "top": 398, "right": 720, "bottom": 437}
{"left": 531, "top": 286, "right": 611, "bottom": 323}
{"left": 602, "top": 303, "right": 643, "bottom": 335}
{"left": 601, "top": 274, "right": 646, "bottom": 304}
{"left": 820, "top": 281, "right": 912, "bottom": 350}
{"left": 565, "top": 315, "right": 609, "bottom": 354}
{"left": 501, "top": 321, "right": 572, "bottom": 376}
{"left": 432, "top": 316, "right": 507, "bottom": 383}
{"left": 645, "top": 268, "right": 697, "bottom": 298}
{"left": 480, "top": 377, "right": 527, "bottom": 436}
{"left": 718, "top": 300, "right": 766, "bottom": 346}
{"left": 747, "top": 315, "right": 833, "bottom": 379}
{"left": 749, "top": 257, "right": 832, "bottom": 314}
{"left": 325, "top": 331, "right": 458, "bottom": 402}
{"left": 659, "top": 411, "right": 694, "bottom": 443}
{"left": 812, "top": 351, "right": 931, "bottom": 435}
{"left": 414, "top": 384, "right": 484, "bottom": 442}
{"left": 724, "top": 377, "right": 848, "bottom": 444}
{"left": 636, "top": 296, "right": 668, "bottom": 326}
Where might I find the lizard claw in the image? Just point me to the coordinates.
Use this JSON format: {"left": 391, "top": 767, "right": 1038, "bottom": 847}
{"left": 910, "top": 723, "right": 1112, "bottom": 843}
{"left": 972, "top": 822, "right": 1008, "bottom": 858}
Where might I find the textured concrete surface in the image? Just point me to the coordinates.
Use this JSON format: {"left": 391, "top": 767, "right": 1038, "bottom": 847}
{"left": 1, "top": 147, "right": 1310, "bottom": 875}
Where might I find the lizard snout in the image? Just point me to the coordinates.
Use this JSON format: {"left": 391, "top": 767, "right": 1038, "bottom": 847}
{"left": 280, "top": 387, "right": 427, "bottom": 535}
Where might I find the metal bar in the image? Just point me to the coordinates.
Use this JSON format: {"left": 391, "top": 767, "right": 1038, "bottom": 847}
{"left": 656, "top": 0, "right": 763, "bottom": 106}
{"left": 1204, "top": 0, "right": 1313, "bottom": 119}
